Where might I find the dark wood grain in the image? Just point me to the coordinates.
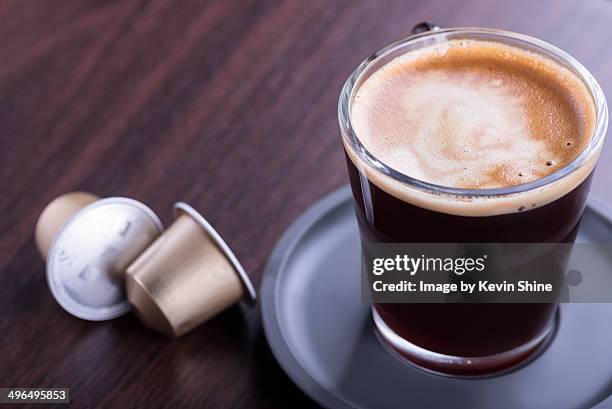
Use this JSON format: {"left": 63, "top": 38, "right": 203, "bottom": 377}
{"left": 1, "top": 0, "right": 611, "bottom": 408}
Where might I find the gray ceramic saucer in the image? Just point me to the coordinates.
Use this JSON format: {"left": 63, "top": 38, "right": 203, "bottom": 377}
{"left": 261, "top": 186, "right": 612, "bottom": 409}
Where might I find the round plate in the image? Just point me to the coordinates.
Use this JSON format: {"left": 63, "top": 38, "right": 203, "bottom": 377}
{"left": 47, "top": 198, "right": 163, "bottom": 321}
{"left": 261, "top": 186, "right": 612, "bottom": 409}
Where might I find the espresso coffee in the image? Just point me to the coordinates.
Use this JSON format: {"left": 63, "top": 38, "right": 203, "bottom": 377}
{"left": 342, "top": 36, "right": 603, "bottom": 375}
{"left": 351, "top": 39, "right": 596, "bottom": 192}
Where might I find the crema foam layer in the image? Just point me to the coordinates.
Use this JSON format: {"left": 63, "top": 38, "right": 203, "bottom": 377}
{"left": 347, "top": 39, "right": 599, "bottom": 216}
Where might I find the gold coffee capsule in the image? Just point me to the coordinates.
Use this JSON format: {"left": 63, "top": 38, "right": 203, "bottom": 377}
{"left": 35, "top": 191, "right": 100, "bottom": 259}
{"left": 126, "top": 202, "right": 257, "bottom": 337}
{"left": 35, "top": 192, "right": 164, "bottom": 321}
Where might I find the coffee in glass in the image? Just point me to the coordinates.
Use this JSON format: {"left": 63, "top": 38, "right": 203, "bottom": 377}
{"left": 339, "top": 27, "right": 608, "bottom": 375}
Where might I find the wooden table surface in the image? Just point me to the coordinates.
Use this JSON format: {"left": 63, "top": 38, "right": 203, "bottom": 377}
{"left": 1, "top": 0, "right": 611, "bottom": 408}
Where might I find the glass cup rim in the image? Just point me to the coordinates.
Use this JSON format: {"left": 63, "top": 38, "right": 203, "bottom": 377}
{"left": 338, "top": 27, "right": 609, "bottom": 198}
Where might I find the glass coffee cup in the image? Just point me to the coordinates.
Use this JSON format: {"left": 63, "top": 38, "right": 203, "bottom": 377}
{"left": 338, "top": 26, "right": 608, "bottom": 376}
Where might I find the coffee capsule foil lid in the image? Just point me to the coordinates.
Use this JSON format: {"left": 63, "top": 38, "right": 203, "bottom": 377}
{"left": 44, "top": 197, "right": 163, "bottom": 320}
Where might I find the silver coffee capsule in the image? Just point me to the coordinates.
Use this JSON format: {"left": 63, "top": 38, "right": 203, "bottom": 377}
{"left": 36, "top": 193, "right": 163, "bottom": 321}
